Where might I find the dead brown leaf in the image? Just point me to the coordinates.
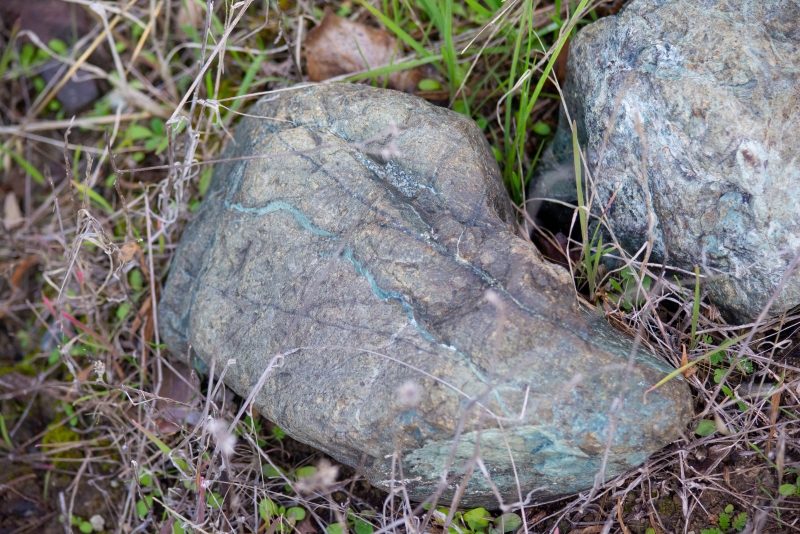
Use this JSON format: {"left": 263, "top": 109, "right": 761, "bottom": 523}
{"left": 554, "top": 37, "right": 570, "bottom": 84}
{"left": 680, "top": 344, "right": 697, "bottom": 378}
{"left": 768, "top": 389, "right": 781, "bottom": 448}
{"left": 142, "top": 302, "right": 155, "bottom": 380}
{"left": 131, "top": 294, "right": 155, "bottom": 382}
{"left": 131, "top": 294, "right": 152, "bottom": 334}
{"left": 305, "top": 10, "right": 423, "bottom": 92}
{"left": 10, "top": 255, "right": 38, "bottom": 288}
{"left": 155, "top": 361, "right": 202, "bottom": 434}
{"left": 529, "top": 511, "right": 546, "bottom": 525}
{"left": 76, "top": 363, "right": 94, "bottom": 382}
{"left": 293, "top": 516, "right": 316, "bottom": 534}
{"left": 119, "top": 241, "right": 141, "bottom": 262}
{"left": 3, "top": 192, "right": 23, "bottom": 230}
{"left": 118, "top": 241, "right": 149, "bottom": 283}
{"left": 617, "top": 497, "right": 632, "bottom": 534}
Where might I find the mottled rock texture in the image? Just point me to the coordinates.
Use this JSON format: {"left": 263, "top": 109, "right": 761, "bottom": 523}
{"left": 535, "top": 0, "right": 800, "bottom": 323}
{"left": 160, "top": 84, "right": 692, "bottom": 507}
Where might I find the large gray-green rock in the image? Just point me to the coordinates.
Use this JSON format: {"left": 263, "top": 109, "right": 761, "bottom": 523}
{"left": 160, "top": 84, "right": 692, "bottom": 507}
{"left": 533, "top": 0, "right": 800, "bottom": 323}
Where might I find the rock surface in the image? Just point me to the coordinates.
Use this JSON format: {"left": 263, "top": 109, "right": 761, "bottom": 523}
{"left": 160, "top": 83, "right": 692, "bottom": 507}
{"left": 533, "top": 0, "right": 800, "bottom": 323}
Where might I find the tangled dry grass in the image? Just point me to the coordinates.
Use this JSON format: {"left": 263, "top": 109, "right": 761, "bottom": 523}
{"left": 0, "top": 0, "right": 798, "bottom": 533}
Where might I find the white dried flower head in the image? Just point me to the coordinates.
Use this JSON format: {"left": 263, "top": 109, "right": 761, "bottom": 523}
{"left": 293, "top": 458, "right": 339, "bottom": 494}
{"left": 315, "top": 458, "right": 339, "bottom": 486}
{"left": 93, "top": 361, "right": 106, "bottom": 382}
{"left": 208, "top": 417, "right": 237, "bottom": 457}
{"left": 89, "top": 515, "right": 105, "bottom": 532}
{"left": 397, "top": 381, "right": 421, "bottom": 407}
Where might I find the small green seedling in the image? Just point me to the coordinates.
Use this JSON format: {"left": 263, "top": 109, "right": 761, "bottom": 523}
{"left": 262, "top": 463, "right": 318, "bottom": 493}
{"left": 779, "top": 479, "right": 800, "bottom": 497}
{"left": 532, "top": 122, "right": 551, "bottom": 136}
{"left": 206, "top": 492, "right": 223, "bottom": 509}
{"left": 606, "top": 267, "right": 652, "bottom": 311}
{"left": 427, "top": 505, "right": 522, "bottom": 534}
{"left": 701, "top": 504, "right": 747, "bottom": 534}
{"left": 418, "top": 78, "right": 441, "bottom": 91}
{"left": 258, "top": 497, "right": 309, "bottom": 532}
{"left": 236, "top": 414, "right": 266, "bottom": 447}
{"left": 60, "top": 514, "right": 95, "bottom": 534}
{"left": 695, "top": 419, "right": 717, "bottom": 437}
{"left": 128, "top": 118, "right": 170, "bottom": 154}
{"left": 136, "top": 499, "right": 149, "bottom": 518}
{"left": 326, "top": 510, "right": 374, "bottom": 534}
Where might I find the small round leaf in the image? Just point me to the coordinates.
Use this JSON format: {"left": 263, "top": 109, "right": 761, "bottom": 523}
{"left": 495, "top": 513, "right": 522, "bottom": 532}
{"left": 695, "top": 420, "right": 716, "bottom": 436}
{"left": 532, "top": 122, "right": 552, "bottom": 136}
{"left": 354, "top": 519, "right": 374, "bottom": 534}
{"left": 418, "top": 79, "right": 441, "bottom": 91}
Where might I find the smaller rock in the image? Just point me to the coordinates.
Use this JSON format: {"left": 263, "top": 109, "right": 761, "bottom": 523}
{"left": 41, "top": 61, "right": 100, "bottom": 113}
{"left": 530, "top": 0, "right": 800, "bottom": 323}
{"left": 1, "top": 0, "right": 92, "bottom": 45}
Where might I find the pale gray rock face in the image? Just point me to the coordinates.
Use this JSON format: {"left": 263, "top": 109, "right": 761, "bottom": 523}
{"left": 534, "top": 0, "right": 800, "bottom": 323}
{"left": 160, "top": 84, "right": 692, "bottom": 507}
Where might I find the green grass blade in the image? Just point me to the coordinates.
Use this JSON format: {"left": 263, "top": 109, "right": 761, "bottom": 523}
{"left": 690, "top": 265, "right": 701, "bottom": 349}
{"left": 225, "top": 52, "right": 265, "bottom": 119}
{"left": 503, "top": 0, "right": 529, "bottom": 156}
{"left": 417, "top": 0, "right": 444, "bottom": 34}
{"left": 343, "top": 55, "right": 443, "bottom": 83}
{"left": 130, "top": 417, "right": 190, "bottom": 472}
{"left": 509, "top": 0, "right": 590, "bottom": 171}
{"left": 643, "top": 334, "right": 746, "bottom": 403}
{"left": 72, "top": 180, "right": 114, "bottom": 214}
{"left": 522, "top": 6, "right": 584, "bottom": 115}
{"left": 0, "top": 22, "right": 19, "bottom": 81}
{"left": 130, "top": 417, "right": 171, "bottom": 455}
{"left": 0, "top": 415, "right": 13, "bottom": 449}
{"left": 0, "top": 143, "right": 45, "bottom": 184}
{"left": 572, "top": 120, "right": 587, "bottom": 244}
{"left": 441, "top": 0, "right": 461, "bottom": 99}
{"left": 590, "top": 233, "right": 603, "bottom": 298}
{"left": 358, "top": 0, "right": 435, "bottom": 61}
{"left": 464, "top": 0, "right": 492, "bottom": 19}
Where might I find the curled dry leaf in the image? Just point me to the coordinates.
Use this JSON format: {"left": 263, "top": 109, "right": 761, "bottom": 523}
{"left": 119, "top": 241, "right": 141, "bottom": 262}
{"left": 680, "top": 345, "right": 697, "bottom": 378}
{"left": 305, "top": 10, "right": 423, "bottom": 92}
